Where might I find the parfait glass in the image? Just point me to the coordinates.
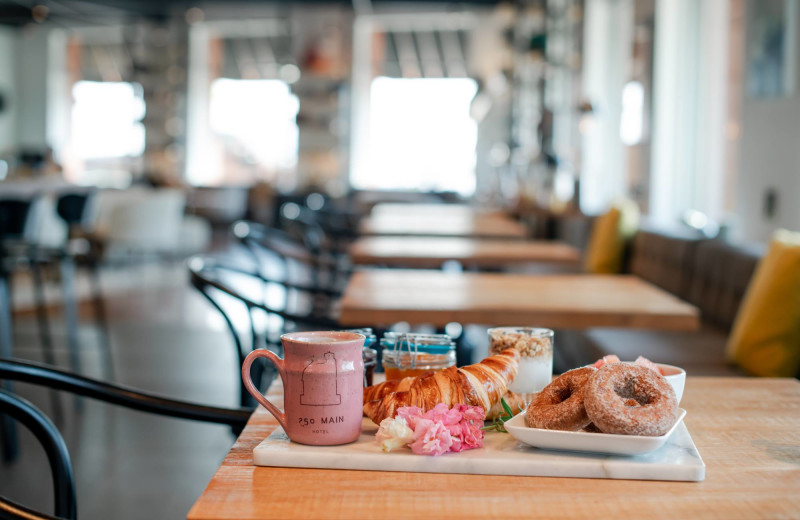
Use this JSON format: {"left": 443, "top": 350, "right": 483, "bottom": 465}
{"left": 487, "top": 327, "right": 554, "bottom": 406}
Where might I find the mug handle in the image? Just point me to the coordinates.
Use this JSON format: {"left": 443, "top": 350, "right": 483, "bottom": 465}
{"left": 242, "top": 349, "right": 287, "bottom": 431}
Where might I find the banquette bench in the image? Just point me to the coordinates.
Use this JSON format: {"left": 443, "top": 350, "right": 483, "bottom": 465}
{"left": 551, "top": 218, "right": 765, "bottom": 376}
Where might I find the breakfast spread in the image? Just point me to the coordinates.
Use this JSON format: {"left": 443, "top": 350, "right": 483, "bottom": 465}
{"left": 246, "top": 327, "right": 686, "bottom": 463}
{"left": 363, "top": 348, "right": 520, "bottom": 424}
{"left": 525, "top": 360, "right": 679, "bottom": 436}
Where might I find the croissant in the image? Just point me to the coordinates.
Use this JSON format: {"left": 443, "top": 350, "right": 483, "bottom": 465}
{"left": 485, "top": 391, "right": 528, "bottom": 421}
{"left": 363, "top": 348, "right": 520, "bottom": 424}
{"left": 362, "top": 373, "right": 431, "bottom": 404}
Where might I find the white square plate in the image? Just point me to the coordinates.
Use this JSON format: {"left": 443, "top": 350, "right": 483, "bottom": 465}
{"left": 504, "top": 408, "right": 687, "bottom": 456}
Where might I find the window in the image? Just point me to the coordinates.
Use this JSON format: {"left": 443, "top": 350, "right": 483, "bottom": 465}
{"left": 209, "top": 79, "right": 300, "bottom": 173}
{"left": 351, "top": 77, "right": 478, "bottom": 195}
{"left": 71, "top": 81, "right": 145, "bottom": 159}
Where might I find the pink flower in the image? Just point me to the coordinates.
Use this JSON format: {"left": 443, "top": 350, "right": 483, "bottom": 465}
{"left": 383, "top": 404, "right": 487, "bottom": 456}
{"left": 458, "top": 420, "right": 484, "bottom": 450}
{"left": 396, "top": 406, "right": 425, "bottom": 430}
{"left": 456, "top": 404, "right": 485, "bottom": 423}
{"left": 423, "top": 403, "right": 463, "bottom": 426}
{"left": 409, "top": 418, "right": 454, "bottom": 456}
{"left": 450, "top": 405, "right": 485, "bottom": 452}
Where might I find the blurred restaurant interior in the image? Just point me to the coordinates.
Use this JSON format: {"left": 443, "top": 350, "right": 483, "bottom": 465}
{"left": 0, "top": 0, "right": 799, "bottom": 518}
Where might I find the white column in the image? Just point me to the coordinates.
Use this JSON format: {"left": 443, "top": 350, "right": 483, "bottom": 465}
{"left": 348, "top": 16, "right": 374, "bottom": 190}
{"left": 185, "top": 24, "right": 221, "bottom": 186}
{"left": 694, "top": 0, "right": 730, "bottom": 221}
{"left": 650, "top": 0, "right": 730, "bottom": 224}
{"left": 580, "top": 0, "right": 634, "bottom": 214}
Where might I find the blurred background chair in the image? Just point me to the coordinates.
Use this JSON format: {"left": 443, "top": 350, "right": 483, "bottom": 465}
{"left": 0, "top": 358, "right": 251, "bottom": 520}
{"left": 188, "top": 255, "right": 345, "bottom": 408}
{"left": 233, "top": 220, "right": 350, "bottom": 299}
{"left": 55, "top": 190, "right": 114, "bottom": 381}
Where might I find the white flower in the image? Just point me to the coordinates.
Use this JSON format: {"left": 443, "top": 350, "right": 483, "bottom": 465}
{"left": 375, "top": 416, "right": 414, "bottom": 452}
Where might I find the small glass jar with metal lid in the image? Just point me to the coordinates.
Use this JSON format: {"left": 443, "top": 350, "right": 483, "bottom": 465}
{"left": 381, "top": 332, "right": 456, "bottom": 381}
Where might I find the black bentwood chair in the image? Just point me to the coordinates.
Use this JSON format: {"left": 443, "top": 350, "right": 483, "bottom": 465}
{"left": 188, "top": 255, "right": 347, "bottom": 408}
{"left": 55, "top": 190, "right": 114, "bottom": 380}
{"left": 234, "top": 220, "right": 353, "bottom": 292}
{"left": 0, "top": 358, "right": 251, "bottom": 520}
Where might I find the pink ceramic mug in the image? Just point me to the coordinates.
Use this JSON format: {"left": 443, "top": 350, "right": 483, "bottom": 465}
{"left": 241, "top": 331, "right": 365, "bottom": 446}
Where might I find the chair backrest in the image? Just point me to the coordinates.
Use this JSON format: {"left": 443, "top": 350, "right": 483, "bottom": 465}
{"left": 686, "top": 239, "right": 764, "bottom": 330}
{"left": 56, "top": 192, "right": 94, "bottom": 229}
{"left": 0, "top": 389, "right": 76, "bottom": 520}
{"left": 0, "top": 196, "right": 69, "bottom": 248}
{"left": 554, "top": 213, "right": 595, "bottom": 253}
{"left": 0, "top": 358, "right": 251, "bottom": 520}
{"left": 0, "top": 199, "right": 32, "bottom": 240}
{"left": 234, "top": 221, "right": 350, "bottom": 292}
{"left": 188, "top": 255, "right": 342, "bottom": 407}
{"left": 105, "top": 189, "right": 186, "bottom": 252}
{"left": 628, "top": 226, "right": 705, "bottom": 301}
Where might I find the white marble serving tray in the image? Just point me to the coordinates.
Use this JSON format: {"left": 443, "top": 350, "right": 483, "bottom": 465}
{"left": 253, "top": 417, "right": 705, "bottom": 482}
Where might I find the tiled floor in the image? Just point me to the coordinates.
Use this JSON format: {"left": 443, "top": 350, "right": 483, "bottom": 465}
{"left": 1, "top": 261, "right": 241, "bottom": 519}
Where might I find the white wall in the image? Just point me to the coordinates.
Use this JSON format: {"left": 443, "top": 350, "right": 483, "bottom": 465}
{"left": 735, "top": 1, "right": 800, "bottom": 241}
{"left": 0, "top": 27, "right": 17, "bottom": 154}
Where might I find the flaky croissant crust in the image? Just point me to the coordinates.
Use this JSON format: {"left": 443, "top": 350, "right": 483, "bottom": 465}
{"left": 363, "top": 348, "right": 520, "bottom": 424}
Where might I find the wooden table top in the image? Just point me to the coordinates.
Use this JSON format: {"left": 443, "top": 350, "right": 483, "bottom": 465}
{"left": 359, "top": 214, "right": 528, "bottom": 239}
{"left": 339, "top": 270, "right": 700, "bottom": 330}
{"left": 188, "top": 377, "right": 800, "bottom": 520}
{"left": 349, "top": 237, "right": 581, "bottom": 268}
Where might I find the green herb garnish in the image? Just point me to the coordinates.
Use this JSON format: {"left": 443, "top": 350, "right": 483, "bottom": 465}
{"left": 481, "top": 397, "right": 523, "bottom": 433}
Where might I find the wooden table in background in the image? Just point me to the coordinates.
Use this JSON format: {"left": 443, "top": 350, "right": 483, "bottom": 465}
{"left": 349, "top": 237, "right": 581, "bottom": 268}
{"left": 369, "top": 203, "right": 505, "bottom": 219}
{"left": 338, "top": 270, "right": 700, "bottom": 330}
{"left": 188, "top": 377, "right": 800, "bottom": 520}
{"left": 358, "top": 214, "right": 528, "bottom": 239}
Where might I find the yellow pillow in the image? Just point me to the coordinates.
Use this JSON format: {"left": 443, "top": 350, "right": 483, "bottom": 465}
{"left": 583, "top": 201, "right": 639, "bottom": 274}
{"left": 726, "top": 230, "right": 800, "bottom": 377}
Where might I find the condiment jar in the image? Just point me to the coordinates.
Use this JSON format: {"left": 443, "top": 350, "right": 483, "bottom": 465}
{"left": 381, "top": 333, "right": 456, "bottom": 381}
{"left": 341, "top": 328, "right": 378, "bottom": 387}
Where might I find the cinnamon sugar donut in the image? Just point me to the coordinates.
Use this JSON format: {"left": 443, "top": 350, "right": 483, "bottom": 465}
{"left": 525, "top": 367, "right": 596, "bottom": 431}
{"left": 584, "top": 363, "right": 678, "bottom": 436}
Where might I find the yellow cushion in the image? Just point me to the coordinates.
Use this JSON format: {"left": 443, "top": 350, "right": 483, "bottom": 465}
{"left": 583, "top": 201, "right": 639, "bottom": 274}
{"left": 726, "top": 230, "right": 800, "bottom": 377}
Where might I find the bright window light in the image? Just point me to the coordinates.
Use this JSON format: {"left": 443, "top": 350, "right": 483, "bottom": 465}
{"left": 620, "top": 81, "right": 644, "bottom": 146}
{"left": 71, "top": 81, "right": 145, "bottom": 159}
{"left": 209, "top": 79, "right": 299, "bottom": 171}
{"left": 353, "top": 77, "right": 478, "bottom": 195}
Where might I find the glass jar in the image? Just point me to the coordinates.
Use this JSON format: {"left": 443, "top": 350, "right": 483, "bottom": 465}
{"left": 362, "top": 346, "right": 377, "bottom": 387}
{"left": 341, "top": 328, "right": 378, "bottom": 387}
{"left": 381, "top": 333, "right": 456, "bottom": 380}
{"left": 488, "top": 327, "right": 553, "bottom": 395}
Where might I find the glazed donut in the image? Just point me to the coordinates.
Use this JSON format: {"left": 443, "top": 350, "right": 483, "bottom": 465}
{"left": 584, "top": 363, "right": 678, "bottom": 436}
{"left": 525, "top": 367, "right": 596, "bottom": 431}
